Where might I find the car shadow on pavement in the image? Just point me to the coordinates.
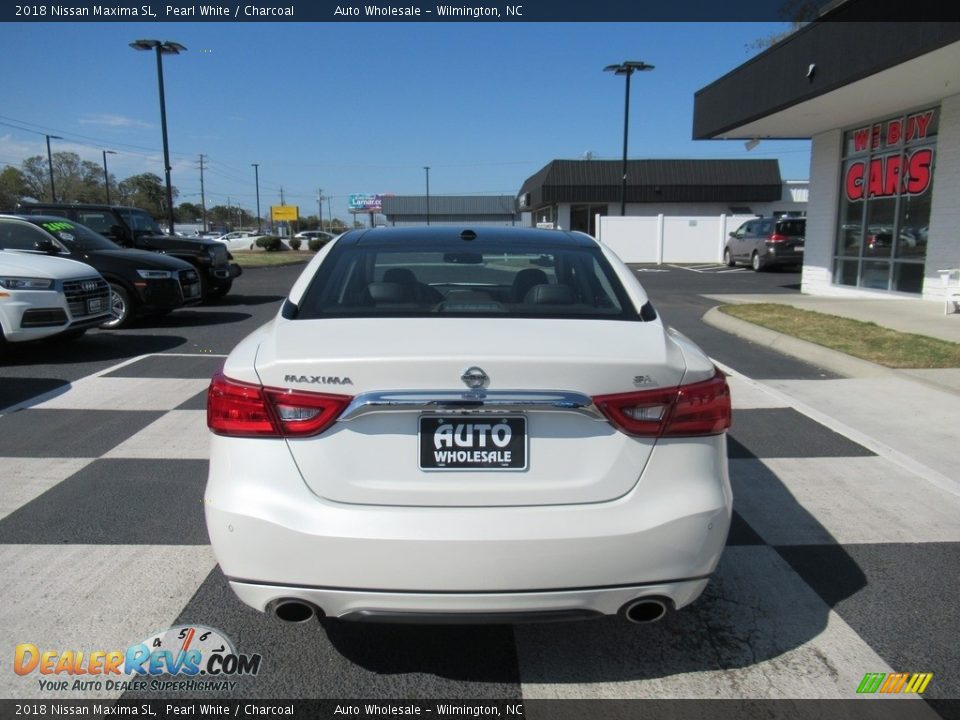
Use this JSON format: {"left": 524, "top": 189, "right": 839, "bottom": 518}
{"left": 203, "top": 294, "right": 286, "bottom": 307}
{"left": 143, "top": 446, "right": 870, "bottom": 694}
{"left": 135, "top": 311, "right": 253, "bottom": 328}
{"left": 322, "top": 456, "right": 870, "bottom": 690}
{"left": 0, "top": 333, "right": 187, "bottom": 367}
{"left": 0, "top": 376, "right": 71, "bottom": 411}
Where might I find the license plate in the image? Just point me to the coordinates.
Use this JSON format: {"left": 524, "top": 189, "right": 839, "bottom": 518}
{"left": 419, "top": 416, "right": 527, "bottom": 471}
{"left": 87, "top": 297, "right": 105, "bottom": 313}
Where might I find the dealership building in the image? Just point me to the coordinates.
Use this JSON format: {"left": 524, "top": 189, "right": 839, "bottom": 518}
{"left": 693, "top": 4, "right": 960, "bottom": 301}
{"left": 381, "top": 195, "right": 519, "bottom": 227}
{"left": 517, "top": 159, "right": 807, "bottom": 235}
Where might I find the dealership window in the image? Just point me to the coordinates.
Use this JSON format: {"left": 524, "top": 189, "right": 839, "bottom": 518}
{"left": 834, "top": 107, "right": 937, "bottom": 294}
{"left": 534, "top": 206, "right": 555, "bottom": 229}
{"left": 569, "top": 204, "right": 608, "bottom": 236}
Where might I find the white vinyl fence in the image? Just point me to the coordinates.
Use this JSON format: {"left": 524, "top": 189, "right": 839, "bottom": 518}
{"left": 596, "top": 214, "right": 756, "bottom": 264}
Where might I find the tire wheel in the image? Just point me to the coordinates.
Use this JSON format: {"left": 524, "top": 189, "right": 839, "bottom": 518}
{"left": 751, "top": 252, "right": 764, "bottom": 272}
{"left": 100, "top": 283, "right": 135, "bottom": 329}
{"left": 206, "top": 280, "right": 232, "bottom": 299}
{"left": 724, "top": 248, "right": 735, "bottom": 267}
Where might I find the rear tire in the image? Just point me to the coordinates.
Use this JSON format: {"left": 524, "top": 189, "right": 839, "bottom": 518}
{"left": 724, "top": 248, "right": 735, "bottom": 267}
{"left": 207, "top": 280, "right": 232, "bottom": 299}
{"left": 751, "top": 252, "right": 765, "bottom": 272}
{"left": 100, "top": 283, "right": 135, "bottom": 329}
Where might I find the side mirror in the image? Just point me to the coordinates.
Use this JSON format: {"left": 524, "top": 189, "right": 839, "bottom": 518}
{"left": 35, "top": 239, "right": 60, "bottom": 254}
{"left": 107, "top": 225, "right": 131, "bottom": 245}
{"left": 728, "top": 231, "right": 737, "bottom": 238}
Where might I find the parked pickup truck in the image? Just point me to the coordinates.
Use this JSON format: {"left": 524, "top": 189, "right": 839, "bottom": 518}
{"left": 15, "top": 203, "right": 242, "bottom": 299}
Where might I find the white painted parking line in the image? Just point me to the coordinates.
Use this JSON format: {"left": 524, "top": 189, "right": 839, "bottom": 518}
{"left": 0, "top": 458, "right": 94, "bottom": 522}
{"left": 668, "top": 264, "right": 747, "bottom": 274}
{"left": 0, "top": 544, "right": 217, "bottom": 700}
{"left": 104, "top": 410, "right": 210, "bottom": 459}
{"left": 733, "top": 456, "right": 960, "bottom": 545}
{"left": 33, "top": 377, "right": 209, "bottom": 412}
{"left": 714, "top": 361, "right": 960, "bottom": 497}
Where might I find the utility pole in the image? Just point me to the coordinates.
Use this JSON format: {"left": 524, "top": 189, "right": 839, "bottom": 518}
{"left": 198, "top": 154, "right": 207, "bottom": 231}
{"left": 251, "top": 163, "right": 261, "bottom": 233}
{"left": 424, "top": 166, "right": 431, "bottom": 226}
{"left": 280, "top": 186, "right": 285, "bottom": 205}
{"left": 45, "top": 135, "right": 62, "bottom": 202}
{"left": 317, "top": 188, "right": 323, "bottom": 232}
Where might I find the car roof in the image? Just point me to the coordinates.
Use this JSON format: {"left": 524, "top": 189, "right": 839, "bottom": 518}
{"left": 343, "top": 226, "right": 595, "bottom": 248}
{"left": 17, "top": 202, "right": 144, "bottom": 211}
{"left": 0, "top": 213, "right": 85, "bottom": 225}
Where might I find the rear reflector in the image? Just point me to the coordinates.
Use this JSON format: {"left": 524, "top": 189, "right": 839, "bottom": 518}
{"left": 207, "top": 371, "right": 351, "bottom": 437}
{"left": 593, "top": 369, "right": 731, "bottom": 438}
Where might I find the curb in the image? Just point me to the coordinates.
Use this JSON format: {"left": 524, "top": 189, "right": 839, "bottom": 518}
{"left": 702, "top": 306, "right": 960, "bottom": 397}
{"left": 702, "top": 306, "right": 899, "bottom": 379}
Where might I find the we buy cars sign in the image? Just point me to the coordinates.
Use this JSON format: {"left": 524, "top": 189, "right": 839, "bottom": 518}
{"left": 844, "top": 110, "right": 935, "bottom": 202}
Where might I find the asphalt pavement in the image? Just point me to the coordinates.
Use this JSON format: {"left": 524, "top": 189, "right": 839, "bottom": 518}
{"left": 1, "top": 261, "right": 957, "bottom": 713}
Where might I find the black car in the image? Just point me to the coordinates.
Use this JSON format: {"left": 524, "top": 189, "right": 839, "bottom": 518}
{"left": 0, "top": 214, "right": 202, "bottom": 328}
{"left": 15, "top": 203, "right": 241, "bottom": 299}
{"left": 724, "top": 216, "right": 805, "bottom": 271}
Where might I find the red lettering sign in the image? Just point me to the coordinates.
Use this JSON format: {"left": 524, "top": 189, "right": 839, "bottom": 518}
{"left": 853, "top": 128, "right": 870, "bottom": 152}
{"left": 843, "top": 148, "right": 933, "bottom": 201}
{"left": 845, "top": 162, "right": 864, "bottom": 201}
{"left": 886, "top": 119, "right": 901, "bottom": 147}
{"left": 906, "top": 148, "right": 933, "bottom": 194}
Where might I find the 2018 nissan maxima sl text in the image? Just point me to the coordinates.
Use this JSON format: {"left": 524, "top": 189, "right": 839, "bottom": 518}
{"left": 206, "top": 227, "right": 732, "bottom": 626}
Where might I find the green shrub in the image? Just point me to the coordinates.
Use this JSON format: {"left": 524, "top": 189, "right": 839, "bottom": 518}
{"left": 289, "top": 237, "right": 302, "bottom": 251}
{"left": 255, "top": 235, "right": 283, "bottom": 251}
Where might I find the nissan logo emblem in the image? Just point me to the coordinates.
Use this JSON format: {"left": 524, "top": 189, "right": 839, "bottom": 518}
{"left": 460, "top": 366, "right": 489, "bottom": 390}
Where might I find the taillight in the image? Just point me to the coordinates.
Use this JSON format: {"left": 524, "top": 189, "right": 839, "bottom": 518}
{"left": 768, "top": 233, "right": 787, "bottom": 243}
{"left": 593, "top": 369, "right": 731, "bottom": 438}
{"left": 207, "top": 371, "right": 351, "bottom": 437}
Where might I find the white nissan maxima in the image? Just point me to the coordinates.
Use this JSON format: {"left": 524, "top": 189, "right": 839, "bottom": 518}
{"left": 206, "top": 227, "right": 732, "bottom": 625}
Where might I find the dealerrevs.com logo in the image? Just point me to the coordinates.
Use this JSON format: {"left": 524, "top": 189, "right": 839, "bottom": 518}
{"left": 856, "top": 672, "right": 933, "bottom": 695}
{"left": 14, "top": 625, "right": 262, "bottom": 693}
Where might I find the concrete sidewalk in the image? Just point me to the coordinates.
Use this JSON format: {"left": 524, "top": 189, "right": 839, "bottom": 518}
{"left": 701, "top": 294, "right": 960, "bottom": 490}
{"left": 703, "top": 293, "right": 960, "bottom": 393}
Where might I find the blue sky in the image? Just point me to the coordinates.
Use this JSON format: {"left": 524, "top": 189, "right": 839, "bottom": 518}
{"left": 0, "top": 22, "right": 811, "bottom": 221}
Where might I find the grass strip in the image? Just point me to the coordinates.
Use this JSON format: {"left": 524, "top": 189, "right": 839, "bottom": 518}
{"left": 718, "top": 303, "right": 960, "bottom": 369}
{"left": 230, "top": 250, "right": 312, "bottom": 268}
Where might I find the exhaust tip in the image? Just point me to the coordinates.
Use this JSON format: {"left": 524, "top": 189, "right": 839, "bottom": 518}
{"left": 621, "top": 598, "right": 669, "bottom": 624}
{"left": 270, "top": 599, "right": 320, "bottom": 623}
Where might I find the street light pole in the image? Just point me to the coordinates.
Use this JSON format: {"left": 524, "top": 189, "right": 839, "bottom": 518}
{"left": 102, "top": 150, "right": 117, "bottom": 204}
{"left": 130, "top": 39, "right": 186, "bottom": 234}
{"left": 424, "top": 166, "right": 431, "bottom": 226}
{"left": 603, "top": 60, "right": 654, "bottom": 216}
{"left": 45, "top": 135, "right": 62, "bottom": 202}
{"left": 251, "top": 163, "right": 262, "bottom": 233}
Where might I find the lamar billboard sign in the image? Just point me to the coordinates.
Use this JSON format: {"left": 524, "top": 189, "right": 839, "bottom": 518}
{"left": 348, "top": 193, "right": 383, "bottom": 213}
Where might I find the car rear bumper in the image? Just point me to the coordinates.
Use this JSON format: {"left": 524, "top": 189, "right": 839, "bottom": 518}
{"left": 229, "top": 578, "right": 711, "bottom": 621}
{"left": 765, "top": 246, "right": 804, "bottom": 265}
{"left": 205, "top": 434, "right": 731, "bottom": 618}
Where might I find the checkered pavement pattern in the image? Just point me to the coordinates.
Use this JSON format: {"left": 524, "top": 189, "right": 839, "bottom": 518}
{"left": 0, "top": 354, "right": 957, "bottom": 703}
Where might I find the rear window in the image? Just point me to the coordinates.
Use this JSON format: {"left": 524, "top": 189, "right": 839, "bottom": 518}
{"left": 295, "top": 238, "right": 638, "bottom": 320}
{"left": 776, "top": 219, "right": 806, "bottom": 237}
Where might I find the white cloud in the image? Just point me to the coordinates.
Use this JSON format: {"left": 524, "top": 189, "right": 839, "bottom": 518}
{"left": 79, "top": 113, "right": 153, "bottom": 130}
